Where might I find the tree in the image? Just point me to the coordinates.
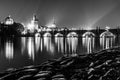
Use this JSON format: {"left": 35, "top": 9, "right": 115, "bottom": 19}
{"left": 0, "top": 22, "right": 24, "bottom": 36}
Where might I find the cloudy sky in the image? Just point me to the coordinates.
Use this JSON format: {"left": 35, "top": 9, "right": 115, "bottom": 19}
{"left": 0, "top": 0, "right": 120, "bottom": 29}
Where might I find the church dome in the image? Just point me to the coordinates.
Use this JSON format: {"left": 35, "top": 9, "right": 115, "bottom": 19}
{"left": 4, "top": 15, "right": 14, "bottom": 25}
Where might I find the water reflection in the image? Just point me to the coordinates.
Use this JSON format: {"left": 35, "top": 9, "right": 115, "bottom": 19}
{"left": 43, "top": 37, "right": 55, "bottom": 54}
{"left": 27, "top": 37, "right": 35, "bottom": 60}
{"left": 100, "top": 37, "right": 115, "bottom": 49}
{"left": 67, "top": 37, "right": 78, "bottom": 55}
{"left": 55, "top": 37, "right": 64, "bottom": 53}
{"left": 0, "top": 36, "right": 119, "bottom": 72}
{"left": 40, "top": 37, "right": 43, "bottom": 52}
{"left": 82, "top": 37, "right": 95, "bottom": 54}
{"left": 21, "top": 37, "right": 26, "bottom": 54}
{"left": 100, "top": 30, "right": 115, "bottom": 49}
{"left": 21, "top": 37, "right": 43, "bottom": 61}
{"left": 35, "top": 37, "right": 41, "bottom": 52}
{"left": 2, "top": 36, "right": 116, "bottom": 60}
{"left": 5, "top": 40, "right": 14, "bottom": 60}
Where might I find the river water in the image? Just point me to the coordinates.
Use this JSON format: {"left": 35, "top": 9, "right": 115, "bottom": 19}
{"left": 0, "top": 36, "right": 119, "bottom": 72}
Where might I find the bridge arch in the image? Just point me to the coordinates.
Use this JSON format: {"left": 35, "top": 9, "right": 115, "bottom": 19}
{"left": 67, "top": 32, "right": 78, "bottom": 37}
{"left": 43, "top": 32, "right": 52, "bottom": 37}
{"left": 100, "top": 31, "right": 115, "bottom": 38}
{"left": 82, "top": 32, "right": 95, "bottom": 38}
{"left": 35, "top": 33, "right": 41, "bottom": 37}
{"left": 55, "top": 33, "right": 63, "bottom": 37}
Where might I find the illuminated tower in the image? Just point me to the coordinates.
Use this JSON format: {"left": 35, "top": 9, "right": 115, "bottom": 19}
{"left": 27, "top": 14, "right": 39, "bottom": 33}
{"left": 4, "top": 15, "right": 14, "bottom": 25}
{"left": 31, "top": 14, "right": 39, "bottom": 30}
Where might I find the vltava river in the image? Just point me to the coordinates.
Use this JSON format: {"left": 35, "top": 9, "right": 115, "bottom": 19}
{"left": 0, "top": 36, "right": 118, "bottom": 72}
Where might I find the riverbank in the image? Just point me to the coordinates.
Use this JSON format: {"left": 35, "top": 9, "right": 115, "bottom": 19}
{"left": 0, "top": 47, "right": 120, "bottom": 80}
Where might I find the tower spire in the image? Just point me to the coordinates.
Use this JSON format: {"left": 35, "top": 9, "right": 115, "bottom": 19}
{"left": 33, "top": 14, "right": 36, "bottom": 21}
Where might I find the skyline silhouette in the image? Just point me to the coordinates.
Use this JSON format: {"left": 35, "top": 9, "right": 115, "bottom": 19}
{"left": 0, "top": 0, "right": 120, "bottom": 28}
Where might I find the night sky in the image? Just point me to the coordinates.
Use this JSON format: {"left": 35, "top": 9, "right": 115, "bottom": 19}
{"left": 0, "top": 0, "right": 120, "bottom": 29}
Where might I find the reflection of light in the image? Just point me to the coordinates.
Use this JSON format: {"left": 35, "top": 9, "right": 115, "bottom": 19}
{"left": 67, "top": 37, "right": 78, "bottom": 53}
{"left": 55, "top": 37, "right": 64, "bottom": 53}
{"left": 87, "top": 38, "right": 92, "bottom": 53}
{"left": 5, "top": 41, "right": 14, "bottom": 60}
{"left": 100, "top": 30, "right": 115, "bottom": 49}
{"left": 35, "top": 37, "right": 40, "bottom": 52}
{"left": 40, "top": 38, "right": 43, "bottom": 52}
{"left": 100, "top": 37, "right": 114, "bottom": 49}
{"left": 82, "top": 37, "right": 95, "bottom": 54}
{"left": 106, "top": 38, "right": 109, "bottom": 49}
{"left": 65, "top": 38, "right": 67, "bottom": 54}
{"left": 21, "top": 37, "right": 26, "bottom": 54}
{"left": 44, "top": 37, "right": 55, "bottom": 54}
{"left": 27, "top": 37, "right": 35, "bottom": 60}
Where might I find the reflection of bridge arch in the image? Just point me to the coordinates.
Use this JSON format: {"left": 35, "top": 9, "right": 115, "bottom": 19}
{"left": 67, "top": 32, "right": 78, "bottom": 37}
{"left": 100, "top": 31, "right": 115, "bottom": 38}
{"left": 43, "top": 37, "right": 55, "bottom": 53}
{"left": 55, "top": 33, "right": 63, "bottom": 37}
{"left": 100, "top": 31, "right": 115, "bottom": 49}
{"left": 67, "top": 37, "right": 78, "bottom": 53}
{"left": 43, "top": 32, "right": 52, "bottom": 37}
{"left": 82, "top": 32, "right": 95, "bottom": 38}
{"left": 55, "top": 37, "right": 64, "bottom": 53}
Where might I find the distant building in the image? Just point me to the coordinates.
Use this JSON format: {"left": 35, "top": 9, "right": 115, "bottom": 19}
{"left": 32, "top": 15, "right": 39, "bottom": 30}
{"left": 4, "top": 15, "right": 14, "bottom": 25}
{"left": 0, "top": 15, "right": 24, "bottom": 36}
{"left": 47, "top": 17, "right": 57, "bottom": 28}
{"left": 27, "top": 15, "right": 39, "bottom": 33}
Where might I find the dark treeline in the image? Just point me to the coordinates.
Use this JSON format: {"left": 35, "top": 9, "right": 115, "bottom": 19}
{"left": 0, "top": 22, "right": 24, "bottom": 36}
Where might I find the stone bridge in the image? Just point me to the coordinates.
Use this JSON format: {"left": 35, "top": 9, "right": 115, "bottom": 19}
{"left": 36, "top": 28, "right": 120, "bottom": 37}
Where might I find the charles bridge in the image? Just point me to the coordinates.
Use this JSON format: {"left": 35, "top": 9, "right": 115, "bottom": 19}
{"left": 33, "top": 28, "right": 120, "bottom": 37}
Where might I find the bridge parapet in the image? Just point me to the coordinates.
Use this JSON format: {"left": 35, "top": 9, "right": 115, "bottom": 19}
{"left": 35, "top": 29, "right": 119, "bottom": 37}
